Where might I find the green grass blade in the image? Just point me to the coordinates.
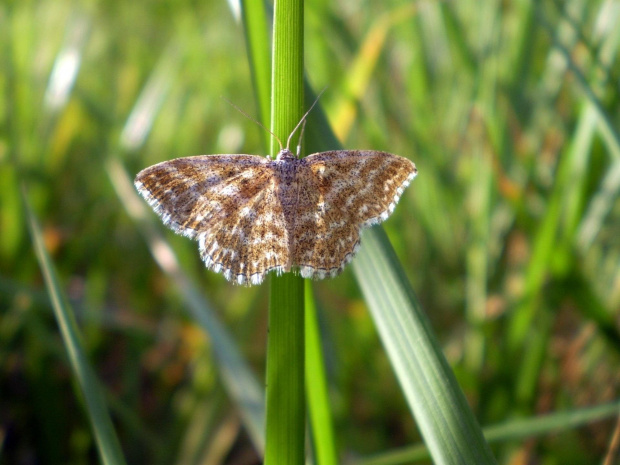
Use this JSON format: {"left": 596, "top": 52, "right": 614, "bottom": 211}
{"left": 240, "top": 0, "right": 272, "bottom": 133}
{"left": 353, "top": 228, "right": 497, "bottom": 465}
{"left": 356, "top": 399, "right": 620, "bottom": 465}
{"left": 483, "top": 399, "right": 620, "bottom": 442}
{"left": 264, "top": 0, "right": 306, "bottom": 463}
{"left": 305, "top": 282, "right": 338, "bottom": 465}
{"left": 22, "top": 187, "right": 127, "bottom": 465}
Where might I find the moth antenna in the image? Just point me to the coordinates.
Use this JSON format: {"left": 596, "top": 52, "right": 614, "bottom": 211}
{"left": 296, "top": 119, "right": 307, "bottom": 157}
{"left": 285, "top": 87, "right": 327, "bottom": 151}
{"left": 221, "top": 97, "right": 283, "bottom": 152}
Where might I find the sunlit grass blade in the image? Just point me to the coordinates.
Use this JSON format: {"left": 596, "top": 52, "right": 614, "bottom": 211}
{"left": 327, "top": 3, "right": 418, "bottom": 141}
{"left": 43, "top": 14, "right": 89, "bottom": 113}
{"left": 119, "top": 43, "right": 180, "bottom": 151}
{"left": 22, "top": 187, "right": 127, "bottom": 465}
{"left": 356, "top": 399, "right": 620, "bottom": 465}
{"left": 107, "top": 158, "right": 266, "bottom": 455}
{"left": 353, "top": 228, "right": 497, "bottom": 465}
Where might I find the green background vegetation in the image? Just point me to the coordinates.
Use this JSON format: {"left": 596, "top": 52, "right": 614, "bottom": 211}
{"left": 2, "top": 0, "right": 620, "bottom": 463}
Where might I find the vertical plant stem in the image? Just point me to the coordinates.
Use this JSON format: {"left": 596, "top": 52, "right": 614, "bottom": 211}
{"left": 264, "top": 0, "right": 305, "bottom": 464}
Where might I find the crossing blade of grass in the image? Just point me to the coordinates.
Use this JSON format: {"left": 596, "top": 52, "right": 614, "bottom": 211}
{"left": 107, "top": 158, "right": 266, "bottom": 455}
{"left": 353, "top": 228, "right": 497, "bottom": 465}
{"left": 357, "top": 399, "right": 620, "bottom": 465}
{"left": 22, "top": 186, "right": 127, "bottom": 465}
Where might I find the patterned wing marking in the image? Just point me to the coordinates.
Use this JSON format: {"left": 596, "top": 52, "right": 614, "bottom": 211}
{"left": 291, "top": 150, "right": 417, "bottom": 279}
{"left": 307, "top": 150, "right": 417, "bottom": 227}
{"left": 291, "top": 183, "right": 362, "bottom": 279}
{"left": 197, "top": 174, "right": 290, "bottom": 285}
{"left": 134, "top": 155, "right": 270, "bottom": 239}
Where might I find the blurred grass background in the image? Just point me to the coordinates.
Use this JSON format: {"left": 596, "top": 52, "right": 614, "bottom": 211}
{"left": 2, "top": 0, "right": 620, "bottom": 464}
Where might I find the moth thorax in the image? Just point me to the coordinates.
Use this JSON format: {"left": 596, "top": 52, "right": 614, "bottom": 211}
{"left": 276, "top": 149, "right": 296, "bottom": 161}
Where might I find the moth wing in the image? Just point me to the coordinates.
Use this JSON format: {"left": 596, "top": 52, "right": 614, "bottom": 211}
{"left": 135, "top": 154, "right": 291, "bottom": 285}
{"left": 135, "top": 155, "right": 270, "bottom": 239}
{"left": 292, "top": 150, "right": 417, "bottom": 279}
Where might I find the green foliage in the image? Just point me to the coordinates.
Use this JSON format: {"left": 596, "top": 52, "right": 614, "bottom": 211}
{"left": 2, "top": 0, "right": 620, "bottom": 464}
